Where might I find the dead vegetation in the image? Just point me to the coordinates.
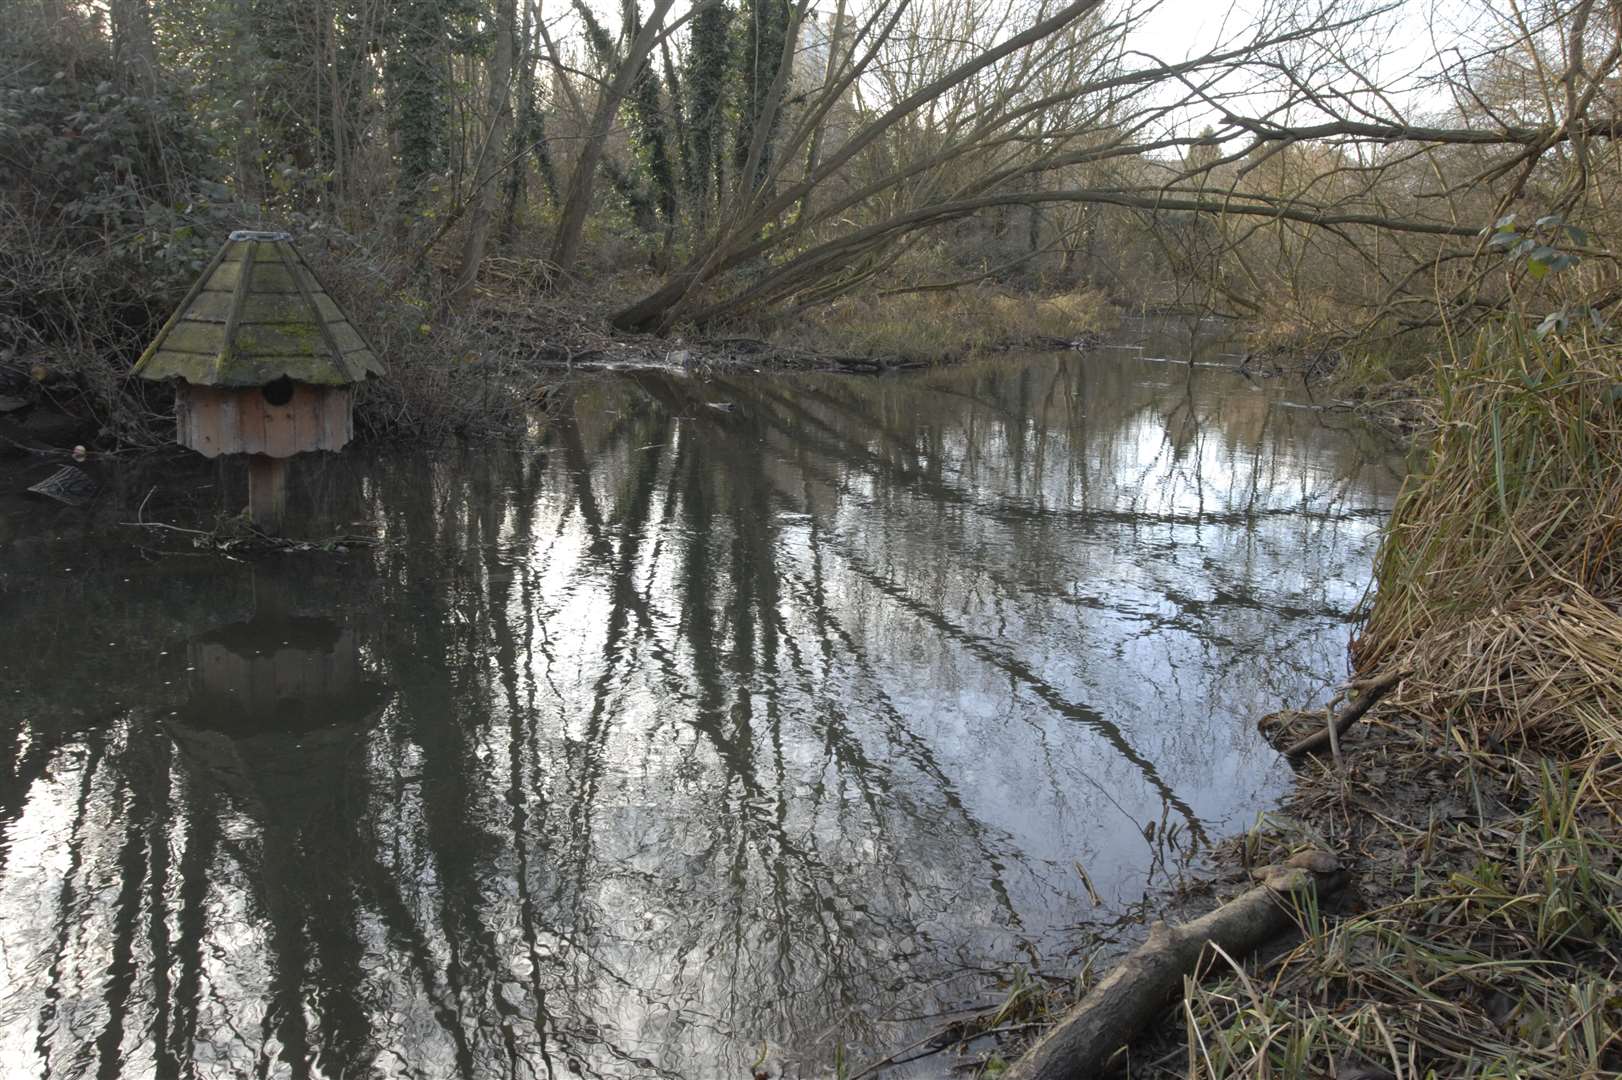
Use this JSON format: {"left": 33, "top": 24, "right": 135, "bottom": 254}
{"left": 771, "top": 285, "right": 1117, "bottom": 364}
{"left": 1142, "top": 324, "right": 1622, "bottom": 1079}
{"left": 1169, "top": 748, "right": 1621, "bottom": 1079}
{"left": 1357, "top": 327, "right": 1622, "bottom": 761}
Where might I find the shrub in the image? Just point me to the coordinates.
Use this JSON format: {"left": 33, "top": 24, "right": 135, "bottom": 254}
{"left": 0, "top": 19, "right": 233, "bottom": 445}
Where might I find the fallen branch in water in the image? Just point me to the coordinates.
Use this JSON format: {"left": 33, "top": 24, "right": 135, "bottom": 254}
{"left": 1283, "top": 669, "right": 1406, "bottom": 759}
{"left": 1004, "top": 852, "right": 1345, "bottom": 1080}
{"left": 121, "top": 515, "right": 382, "bottom": 554}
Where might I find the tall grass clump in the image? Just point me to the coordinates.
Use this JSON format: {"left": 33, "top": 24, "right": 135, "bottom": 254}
{"left": 1355, "top": 322, "right": 1622, "bottom": 768}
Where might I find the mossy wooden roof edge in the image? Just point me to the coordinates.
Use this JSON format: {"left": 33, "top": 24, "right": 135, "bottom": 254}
{"left": 134, "top": 231, "right": 386, "bottom": 388}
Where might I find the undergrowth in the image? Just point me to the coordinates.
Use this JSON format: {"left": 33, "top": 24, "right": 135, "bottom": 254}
{"left": 0, "top": 27, "right": 529, "bottom": 449}
{"left": 298, "top": 231, "right": 531, "bottom": 441}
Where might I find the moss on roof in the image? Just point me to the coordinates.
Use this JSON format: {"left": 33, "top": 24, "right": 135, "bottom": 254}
{"left": 134, "top": 232, "right": 385, "bottom": 388}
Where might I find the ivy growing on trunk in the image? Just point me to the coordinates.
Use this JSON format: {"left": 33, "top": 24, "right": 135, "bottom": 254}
{"left": 626, "top": 31, "right": 678, "bottom": 229}
{"left": 387, "top": 0, "right": 454, "bottom": 205}
{"left": 684, "top": 1, "right": 732, "bottom": 228}
{"left": 733, "top": 0, "right": 790, "bottom": 192}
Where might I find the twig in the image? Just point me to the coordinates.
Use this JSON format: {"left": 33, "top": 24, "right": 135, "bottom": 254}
{"left": 846, "top": 1029, "right": 949, "bottom": 1080}
{"left": 1284, "top": 670, "right": 1408, "bottom": 759}
{"left": 119, "top": 520, "right": 214, "bottom": 536}
{"left": 1326, "top": 701, "right": 1343, "bottom": 769}
{"left": 0, "top": 432, "right": 60, "bottom": 457}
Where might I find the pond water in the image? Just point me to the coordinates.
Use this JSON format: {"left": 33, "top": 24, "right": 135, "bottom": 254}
{"left": 0, "top": 340, "right": 1403, "bottom": 1079}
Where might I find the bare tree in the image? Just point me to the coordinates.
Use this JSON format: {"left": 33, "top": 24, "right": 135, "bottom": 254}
{"left": 593, "top": 0, "right": 1621, "bottom": 338}
{"left": 453, "top": 0, "right": 519, "bottom": 301}
{"left": 549, "top": 0, "right": 684, "bottom": 271}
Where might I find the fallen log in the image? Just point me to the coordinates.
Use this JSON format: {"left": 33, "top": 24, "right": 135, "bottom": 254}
{"left": 1004, "top": 852, "right": 1345, "bottom": 1080}
{"left": 1283, "top": 669, "right": 1406, "bottom": 759}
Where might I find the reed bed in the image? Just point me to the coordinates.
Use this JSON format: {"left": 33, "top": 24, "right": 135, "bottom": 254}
{"left": 1157, "top": 325, "right": 1622, "bottom": 1079}
{"left": 1357, "top": 325, "right": 1622, "bottom": 766}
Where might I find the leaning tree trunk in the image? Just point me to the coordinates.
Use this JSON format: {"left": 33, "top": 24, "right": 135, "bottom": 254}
{"left": 608, "top": 0, "right": 1109, "bottom": 332}
{"left": 794, "top": 0, "right": 847, "bottom": 226}
{"left": 550, "top": 0, "right": 679, "bottom": 273}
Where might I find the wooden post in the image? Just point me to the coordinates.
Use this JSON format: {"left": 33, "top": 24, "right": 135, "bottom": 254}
{"left": 248, "top": 454, "right": 288, "bottom": 531}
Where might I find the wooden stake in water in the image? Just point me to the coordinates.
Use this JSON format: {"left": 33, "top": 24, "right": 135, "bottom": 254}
{"left": 248, "top": 455, "right": 288, "bottom": 531}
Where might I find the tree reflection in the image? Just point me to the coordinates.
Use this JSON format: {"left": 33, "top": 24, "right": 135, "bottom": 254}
{"left": 0, "top": 354, "right": 1403, "bottom": 1078}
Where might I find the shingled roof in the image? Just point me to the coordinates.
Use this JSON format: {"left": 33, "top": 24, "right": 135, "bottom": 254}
{"left": 134, "top": 231, "right": 385, "bottom": 387}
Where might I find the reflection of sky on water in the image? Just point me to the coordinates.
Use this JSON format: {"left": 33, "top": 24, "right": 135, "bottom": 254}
{"left": 0, "top": 352, "right": 1403, "bottom": 1078}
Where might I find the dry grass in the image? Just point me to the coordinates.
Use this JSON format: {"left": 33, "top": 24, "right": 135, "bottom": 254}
{"left": 1170, "top": 752, "right": 1622, "bottom": 1080}
{"left": 777, "top": 285, "right": 1118, "bottom": 362}
{"left": 1357, "top": 324, "right": 1622, "bottom": 766}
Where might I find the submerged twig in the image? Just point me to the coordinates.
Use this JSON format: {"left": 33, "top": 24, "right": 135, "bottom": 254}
{"left": 1284, "top": 670, "right": 1406, "bottom": 759}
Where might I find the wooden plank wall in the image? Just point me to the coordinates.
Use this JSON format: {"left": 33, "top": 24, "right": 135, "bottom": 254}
{"left": 177, "top": 384, "right": 353, "bottom": 458}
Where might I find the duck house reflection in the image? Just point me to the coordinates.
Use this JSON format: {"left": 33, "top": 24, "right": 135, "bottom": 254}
{"left": 163, "top": 598, "right": 391, "bottom": 1074}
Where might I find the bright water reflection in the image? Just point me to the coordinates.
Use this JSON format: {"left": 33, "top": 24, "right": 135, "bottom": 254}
{"left": 0, "top": 351, "right": 1403, "bottom": 1078}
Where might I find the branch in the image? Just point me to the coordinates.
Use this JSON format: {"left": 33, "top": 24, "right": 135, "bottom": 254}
{"left": 1284, "top": 669, "right": 1407, "bottom": 759}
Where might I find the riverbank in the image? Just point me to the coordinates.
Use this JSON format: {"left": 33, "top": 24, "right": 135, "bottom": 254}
{"left": 1167, "top": 722, "right": 1618, "bottom": 1078}
{"left": 1, "top": 234, "right": 1122, "bottom": 459}
{"left": 973, "top": 322, "right": 1622, "bottom": 1079}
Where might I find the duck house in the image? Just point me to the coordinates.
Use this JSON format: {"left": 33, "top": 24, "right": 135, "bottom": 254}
{"left": 133, "top": 230, "right": 384, "bottom": 529}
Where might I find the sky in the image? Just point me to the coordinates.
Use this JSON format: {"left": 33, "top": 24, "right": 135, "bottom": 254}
{"left": 553, "top": 0, "right": 1479, "bottom": 129}
{"left": 1116, "top": 0, "right": 1476, "bottom": 134}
